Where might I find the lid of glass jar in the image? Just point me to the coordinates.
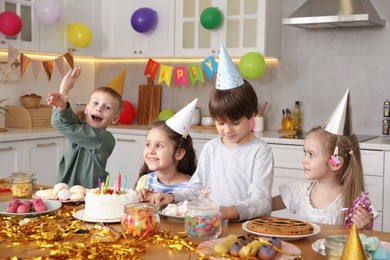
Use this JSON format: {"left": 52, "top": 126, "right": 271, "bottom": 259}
{"left": 7, "top": 172, "right": 36, "bottom": 182}
{"left": 187, "top": 186, "right": 220, "bottom": 211}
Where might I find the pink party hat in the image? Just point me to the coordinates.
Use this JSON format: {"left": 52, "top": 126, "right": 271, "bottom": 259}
{"left": 166, "top": 98, "right": 198, "bottom": 137}
{"left": 323, "top": 89, "right": 352, "bottom": 136}
{"left": 216, "top": 44, "right": 244, "bottom": 90}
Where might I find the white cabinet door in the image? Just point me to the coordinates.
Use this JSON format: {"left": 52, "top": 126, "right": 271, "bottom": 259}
{"left": 23, "top": 137, "right": 64, "bottom": 186}
{"left": 383, "top": 152, "right": 390, "bottom": 232}
{"left": 174, "top": 0, "right": 282, "bottom": 58}
{"left": 63, "top": 0, "right": 102, "bottom": 56}
{"left": 101, "top": 0, "right": 174, "bottom": 58}
{"left": 0, "top": 141, "right": 23, "bottom": 177}
{"left": 192, "top": 138, "right": 208, "bottom": 161}
{"left": 106, "top": 134, "right": 145, "bottom": 190}
{"left": 0, "top": 0, "right": 40, "bottom": 51}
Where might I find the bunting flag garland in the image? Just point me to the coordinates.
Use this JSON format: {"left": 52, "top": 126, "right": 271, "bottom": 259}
{"left": 144, "top": 58, "right": 160, "bottom": 81}
{"left": 173, "top": 67, "right": 188, "bottom": 87}
{"left": 6, "top": 45, "right": 74, "bottom": 82}
{"left": 188, "top": 64, "right": 205, "bottom": 86}
{"left": 19, "top": 53, "right": 31, "bottom": 78}
{"left": 202, "top": 56, "right": 218, "bottom": 79}
{"left": 158, "top": 64, "right": 173, "bottom": 87}
{"left": 43, "top": 60, "right": 54, "bottom": 82}
{"left": 146, "top": 56, "right": 218, "bottom": 88}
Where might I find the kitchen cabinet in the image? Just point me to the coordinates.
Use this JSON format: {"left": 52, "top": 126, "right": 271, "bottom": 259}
{"left": 100, "top": 0, "right": 174, "bottom": 58}
{"left": 174, "top": 0, "right": 282, "bottom": 58}
{"left": 269, "top": 144, "right": 385, "bottom": 231}
{"left": 23, "top": 137, "right": 64, "bottom": 186}
{"left": 383, "top": 151, "right": 390, "bottom": 232}
{"left": 1, "top": 0, "right": 101, "bottom": 56}
{"left": 192, "top": 138, "right": 209, "bottom": 160}
{"left": 106, "top": 134, "right": 145, "bottom": 189}
{"left": 0, "top": 141, "right": 23, "bottom": 177}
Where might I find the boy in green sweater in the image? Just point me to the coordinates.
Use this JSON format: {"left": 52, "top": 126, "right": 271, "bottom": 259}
{"left": 47, "top": 67, "right": 123, "bottom": 188}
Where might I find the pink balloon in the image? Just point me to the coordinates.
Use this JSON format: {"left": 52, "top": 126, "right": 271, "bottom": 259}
{"left": 0, "top": 11, "right": 22, "bottom": 36}
{"left": 34, "top": 0, "right": 63, "bottom": 25}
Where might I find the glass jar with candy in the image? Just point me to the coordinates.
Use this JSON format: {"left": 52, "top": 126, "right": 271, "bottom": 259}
{"left": 121, "top": 203, "right": 160, "bottom": 237}
{"left": 184, "top": 186, "right": 221, "bottom": 239}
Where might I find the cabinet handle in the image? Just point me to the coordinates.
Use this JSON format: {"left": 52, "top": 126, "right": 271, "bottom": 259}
{"left": 68, "top": 48, "right": 76, "bottom": 52}
{"left": 116, "top": 138, "right": 136, "bottom": 142}
{"left": 36, "top": 142, "right": 56, "bottom": 147}
{"left": 0, "top": 147, "right": 13, "bottom": 151}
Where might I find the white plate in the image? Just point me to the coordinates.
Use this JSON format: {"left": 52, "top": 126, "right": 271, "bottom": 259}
{"left": 242, "top": 221, "right": 321, "bottom": 241}
{"left": 0, "top": 200, "right": 62, "bottom": 217}
{"left": 72, "top": 209, "right": 121, "bottom": 223}
{"left": 198, "top": 237, "right": 301, "bottom": 259}
{"left": 158, "top": 209, "right": 185, "bottom": 222}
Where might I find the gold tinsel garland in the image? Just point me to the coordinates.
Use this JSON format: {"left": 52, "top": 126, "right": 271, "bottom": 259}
{"left": 0, "top": 205, "right": 198, "bottom": 259}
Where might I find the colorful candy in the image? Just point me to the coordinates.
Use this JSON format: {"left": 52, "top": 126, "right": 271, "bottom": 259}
{"left": 121, "top": 203, "right": 160, "bottom": 237}
{"left": 184, "top": 214, "right": 221, "bottom": 239}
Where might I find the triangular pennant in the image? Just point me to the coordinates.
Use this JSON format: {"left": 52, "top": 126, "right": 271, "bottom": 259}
{"left": 19, "top": 53, "right": 31, "bottom": 78}
{"left": 144, "top": 58, "right": 160, "bottom": 81}
{"left": 54, "top": 56, "right": 64, "bottom": 77}
{"left": 202, "top": 55, "right": 218, "bottom": 79}
{"left": 7, "top": 44, "right": 19, "bottom": 65}
{"left": 173, "top": 67, "right": 188, "bottom": 87}
{"left": 157, "top": 64, "right": 173, "bottom": 87}
{"left": 42, "top": 60, "right": 54, "bottom": 82}
{"left": 63, "top": 51, "right": 74, "bottom": 69}
{"left": 188, "top": 64, "right": 205, "bottom": 86}
{"left": 106, "top": 70, "right": 126, "bottom": 96}
{"left": 31, "top": 60, "right": 41, "bottom": 81}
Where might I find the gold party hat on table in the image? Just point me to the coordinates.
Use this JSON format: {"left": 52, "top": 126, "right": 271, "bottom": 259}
{"left": 340, "top": 224, "right": 366, "bottom": 260}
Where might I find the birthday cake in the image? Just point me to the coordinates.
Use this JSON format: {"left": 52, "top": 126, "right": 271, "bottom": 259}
{"left": 84, "top": 188, "right": 139, "bottom": 220}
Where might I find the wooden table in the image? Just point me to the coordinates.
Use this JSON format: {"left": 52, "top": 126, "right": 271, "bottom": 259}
{"left": 1, "top": 190, "right": 389, "bottom": 259}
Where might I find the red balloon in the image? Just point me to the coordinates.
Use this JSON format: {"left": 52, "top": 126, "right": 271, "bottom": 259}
{"left": 0, "top": 11, "right": 23, "bottom": 36}
{"left": 119, "top": 100, "right": 136, "bottom": 124}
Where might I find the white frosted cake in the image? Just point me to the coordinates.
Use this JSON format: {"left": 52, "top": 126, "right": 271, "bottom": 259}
{"left": 84, "top": 188, "right": 139, "bottom": 220}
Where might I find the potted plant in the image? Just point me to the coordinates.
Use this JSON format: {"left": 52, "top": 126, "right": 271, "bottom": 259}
{"left": 0, "top": 98, "right": 10, "bottom": 132}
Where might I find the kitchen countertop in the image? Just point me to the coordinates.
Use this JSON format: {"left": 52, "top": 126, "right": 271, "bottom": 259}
{"left": 1, "top": 125, "right": 390, "bottom": 151}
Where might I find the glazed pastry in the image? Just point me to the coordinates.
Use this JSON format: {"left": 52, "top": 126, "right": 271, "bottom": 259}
{"left": 35, "top": 189, "right": 57, "bottom": 200}
{"left": 16, "top": 200, "right": 32, "bottom": 213}
{"left": 258, "top": 237, "right": 282, "bottom": 260}
{"left": 32, "top": 198, "right": 47, "bottom": 212}
{"left": 6, "top": 199, "right": 21, "bottom": 213}
{"left": 69, "top": 185, "right": 86, "bottom": 196}
{"left": 53, "top": 183, "right": 69, "bottom": 195}
{"left": 214, "top": 235, "right": 238, "bottom": 254}
{"left": 268, "top": 237, "right": 282, "bottom": 249}
{"left": 57, "top": 189, "right": 71, "bottom": 200}
{"left": 238, "top": 240, "right": 263, "bottom": 258}
{"left": 70, "top": 192, "right": 84, "bottom": 200}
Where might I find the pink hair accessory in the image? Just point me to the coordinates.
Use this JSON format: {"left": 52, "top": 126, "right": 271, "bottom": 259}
{"left": 342, "top": 192, "right": 374, "bottom": 230}
{"left": 330, "top": 155, "right": 341, "bottom": 166}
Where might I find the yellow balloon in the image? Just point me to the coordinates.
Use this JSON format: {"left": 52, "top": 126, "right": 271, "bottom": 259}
{"left": 67, "top": 23, "right": 92, "bottom": 48}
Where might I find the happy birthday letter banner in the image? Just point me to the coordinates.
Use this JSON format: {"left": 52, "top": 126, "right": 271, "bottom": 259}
{"left": 7, "top": 44, "right": 74, "bottom": 82}
{"left": 144, "top": 56, "right": 218, "bottom": 88}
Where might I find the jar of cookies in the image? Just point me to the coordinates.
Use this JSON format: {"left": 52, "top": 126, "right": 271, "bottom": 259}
{"left": 7, "top": 172, "right": 37, "bottom": 198}
{"left": 185, "top": 186, "right": 221, "bottom": 239}
{"left": 121, "top": 203, "right": 160, "bottom": 237}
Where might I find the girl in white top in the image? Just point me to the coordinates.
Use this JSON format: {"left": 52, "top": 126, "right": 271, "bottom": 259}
{"left": 272, "top": 126, "right": 378, "bottom": 229}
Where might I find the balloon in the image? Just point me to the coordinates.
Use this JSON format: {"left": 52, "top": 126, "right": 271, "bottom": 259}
{"left": 200, "top": 7, "right": 223, "bottom": 30}
{"left": 67, "top": 23, "right": 92, "bottom": 47}
{"left": 0, "top": 11, "right": 23, "bottom": 36}
{"left": 131, "top": 7, "right": 158, "bottom": 33}
{"left": 34, "top": 0, "right": 63, "bottom": 25}
{"left": 158, "top": 109, "right": 175, "bottom": 121}
{"left": 239, "top": 52, "right": 266, "bottom": 80}
{"left": 119, "top": 100, "right": 136, "bottom": 124}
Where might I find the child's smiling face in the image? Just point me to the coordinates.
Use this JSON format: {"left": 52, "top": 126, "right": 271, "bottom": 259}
{"left": 85, "top": 91, "right": 120, "bottom": 129}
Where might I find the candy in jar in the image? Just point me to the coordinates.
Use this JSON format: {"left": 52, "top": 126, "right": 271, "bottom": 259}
{"left": 184, "top": 186, "right": 222, "bottom": 239}
{"left": 121, "top": 203, "right": 160, "bottom": 237}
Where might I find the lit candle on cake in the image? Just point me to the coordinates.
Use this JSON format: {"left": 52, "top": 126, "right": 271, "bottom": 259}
{"left": 123, "top": 176, "right": 127, "bottom": 193}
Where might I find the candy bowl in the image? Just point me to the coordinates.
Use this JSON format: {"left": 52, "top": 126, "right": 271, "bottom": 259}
{"left": 121, "top": 203, "right": 160, "bottom": 237}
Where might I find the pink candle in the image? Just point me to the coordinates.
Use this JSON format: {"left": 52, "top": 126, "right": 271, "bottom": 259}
{"left": 118, "top": 173, "right": 121, "bottom": 193}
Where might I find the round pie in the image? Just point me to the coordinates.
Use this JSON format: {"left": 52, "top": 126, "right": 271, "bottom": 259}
{"left": 246, "top": 217, "right": 314, "bottom": 236}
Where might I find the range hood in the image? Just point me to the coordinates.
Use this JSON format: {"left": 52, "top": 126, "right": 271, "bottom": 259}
{"left": 283, "top": 0, "right": 386, "bottom": 29}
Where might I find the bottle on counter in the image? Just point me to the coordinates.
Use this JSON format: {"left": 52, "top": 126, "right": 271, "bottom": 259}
{"left": 292, "top": 101, "right": 302, "bottom": 132}
{"left": 281, "top": 108, "right": 293, "bottom": 130}
{"left": 383, "top": 119, "right": 390, "bottom": 135}
{"left": 384, "top": 99, "right": 390, "bottom": 117}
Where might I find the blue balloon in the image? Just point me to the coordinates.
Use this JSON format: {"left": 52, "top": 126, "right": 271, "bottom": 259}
{"left": 131, "top": 7, "right": 158, "bottom": 33}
